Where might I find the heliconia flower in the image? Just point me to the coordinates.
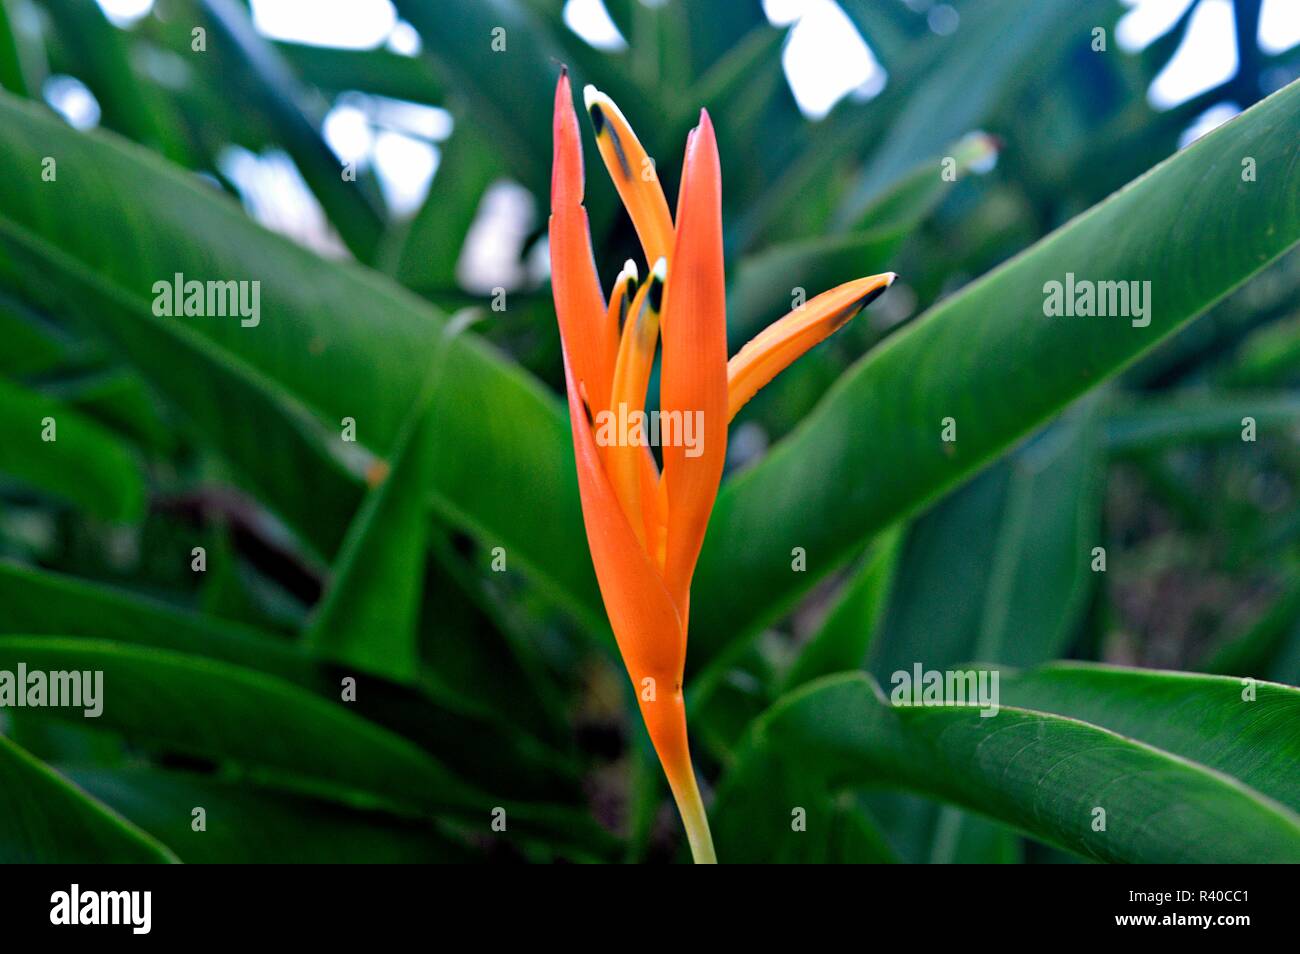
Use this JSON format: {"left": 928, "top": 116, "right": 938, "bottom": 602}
{"left": 550, "top": 68, "right": 895, "bottom": 864}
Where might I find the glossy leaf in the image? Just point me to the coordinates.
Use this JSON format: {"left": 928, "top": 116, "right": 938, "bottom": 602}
{"left": 691, "top": 75, "right": 1300, "bottom": 672}
{"left": 0, "top": 733, "right": 175, "bottom": 863}
{"left": 0, "top": 376, "right": 144, "bottom": 520}
{"left": 713, "top": 671, "right": 1300, "bottom": 863}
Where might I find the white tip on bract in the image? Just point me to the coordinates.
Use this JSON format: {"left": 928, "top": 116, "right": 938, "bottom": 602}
{"left": 651, "top": 257, "right": 668, "bottom": 281}
{"left": 582, "top": 83, "right": 630, "bottom": 130}
{"left": 621, "top": 259, "right": 638, "bottom": 285}
{"left": 885, "top": 272, "right": 898, "bottom": 286}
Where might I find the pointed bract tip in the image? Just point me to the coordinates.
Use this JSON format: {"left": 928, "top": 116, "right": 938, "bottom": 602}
{"left": 582, "top": 84, "right": 627, "bottom": 140}
{"left": 619, "top": 259, "right": 639, "bottom": 289}
{"left": 852, "top": 277, "right": 894, "bottom": 313}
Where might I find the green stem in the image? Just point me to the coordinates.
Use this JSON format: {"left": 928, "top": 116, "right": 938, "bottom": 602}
{"left": 670, "top": 765, "right": 717, "bottom": 864}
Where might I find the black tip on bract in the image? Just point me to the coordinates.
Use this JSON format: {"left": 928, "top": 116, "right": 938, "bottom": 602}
{"left": 648, "top": 271, "right": 665, "bottom": 314}
{"left": 833, "top": 282, "right": 892, "bottom": 332}
{"left": 856, "top": 283, "right": 890, "bottom": 310}
{"left": 589, "top": 102, "right": 606, "bottom": 135}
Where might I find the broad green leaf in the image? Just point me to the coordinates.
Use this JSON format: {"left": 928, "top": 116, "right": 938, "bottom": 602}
{"left": 0, "top": 376, "right": 144, "bottom": 520}
{"left": 42, "top": 367, "right": 174, "bottom": 452}
{"left": 835, "top": 0, "right": 1110, "bottom": 226}
{"left": 1219, "top": 312, "right": 1300, "bottom": 386}
{"left": 1103, "top": 392, "right": 1300, "bottom": 451}
{"left": 0, "top": 92, "right": 603, "bottom": 630}
{"left": 303, "top": 424, "right": 429, "bottom": 680}
{"left": 0, "top": 0, "right": 29, "bottom": 96}
{"left": 0, "top": 733, "right": 175, "bottom": 862}
{"left": 0, "top": 637, "right": 479, "bottom": 815}
{"left": 392, "top": 0, "right": 559, "bottom": 196}
{"left": 274, "top": 41, "right": 444, "bottom": 105}
{"left": 42, "top": 0, "right": 191, "bottom": 165}
{"left": 304, "top": 322, "right": 463, "bottom": 681}
{"left": 969, "top": 410, "right": 1103, "bottom": 663}
{"left": 863, "top": 411, "right": 1100, "bottom": 682}
{"left": 997, "top": 664, "right": 1300, "bottom": 814}
{"left": 1200, "top": 580, "right": 1300, "bottom": 677}
{"left": 679, "top": 0, "right": 769, "bottom": 81}
{"left": 739, "top": 0, "right": 1103, "bottom": 247}
{"left": 852, "top": 131, "right": 999, "bottom": 234}
{"left": 0, "top": 291, "right": 65, "bottom": 376}
{"left": 384, "top": 120, "right": 503, "bottom": 293}
{"left": 0, "top": 636, "right": 610, "bottom": 853}
{"left": 781, "top": 524, "right": 902, "bottom": 692}
{"left": 691, "top": 75, "right": 1300, "bottom": 673}
{"left": 0, "top": 560, "right": 314, "bottom": 685}
{"left": 712, "top": 672, "right": 1300, "bottom": 863}
{"left": 841, "top": 414, "right": 1098, "bottom": 863}
{"left": 0, "top": 561, "right": 584, "bottom": 801}
{"left": 70, "top": 767, "right": 477, "bottom": 863}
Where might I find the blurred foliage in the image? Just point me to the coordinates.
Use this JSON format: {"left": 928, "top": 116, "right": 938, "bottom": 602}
{"left": 0, "top": 0, "right": 1298, "bottom": 862}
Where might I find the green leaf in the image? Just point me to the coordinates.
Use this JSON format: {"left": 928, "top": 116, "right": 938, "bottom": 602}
{"left": 0, "top": 91, "right": 602, "bottom": 630}
{"left": 384, "top": 120, "right": 503, "bottom": 293}
{"left": 42, "top": 0, "right": 192, "bottom": 165}
{"left": 0, "top": 733, "right": 176, "bottom": 862}
{"left": 691, "top": 76, "right": 1300, "bottom": 673}
{"left": 42, "top": 368, "right": 175, "bottom": 453}
{"left": 835, "top": 0, "right": 1109, "bottom": 226}
{"left": 274, "top": 41, "right": 444, "bottom": 105}
{"left": 0, "top": 637, "right": 610, "bottom": 853}
{"left": 391, "top": 0, "right": 559, "bottom": 196}
{"left": 968, "top": 410, "right": 1103, "bottom": 664}
{"left": 852, "top": 131, "right": 999, "bottom": 234}
{"left": 0, "top": 376, "right": 144, "bottom": 520}
{"left": 198, "top": 0, "right": 387, "bottom": 260}
{"left": 0, "top": 560, "right": 589, "bottom": 803}
{"left": 1103, "top": 391, "right": 1300, "bottom": 451}
{"left": 781, "top": 524, "right": 902, "bottom": 692}
{"left": 838, "top": 413, "right": 1097, "bottom": 862}
{"left": 1219, "top": 312, "right": 1300, "bottom": 387}
{"left": 304, "top": 321, "right": 463, "bottom": 681}
{"left": 1200, "top": 580, "right": 1300, "bottom": 678}
{"left": 997, "top": 664, "right": 1300, "bottom": 814}
{"left": 0, "top": 560, "right": 314, "bottom": 685}
{"left": 712, "top": 671, "right": 1300, "bottom": 863}
{"left": 70, "top": 767, "right": 477, "bottom": 863}
{"left": 0, "top": 292, "right": 65, "bottom": 376}
{"left": 0, "top": 636, "right": 479, "bottom": 814}
{"left": 0, "top": 0, "right": 30, "bottom": 97}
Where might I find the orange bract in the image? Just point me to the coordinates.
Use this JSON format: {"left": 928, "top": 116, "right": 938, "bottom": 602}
{"left": 549, "top": 69, "right": 895, "bottom": 864}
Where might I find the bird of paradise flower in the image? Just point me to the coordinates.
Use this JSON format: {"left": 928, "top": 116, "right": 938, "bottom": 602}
{"left": 550, "top": 69, "right": 895, "bottom": 863}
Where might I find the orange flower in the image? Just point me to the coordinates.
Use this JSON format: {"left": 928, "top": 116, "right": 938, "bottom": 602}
{"left": 550, "top": 69, "right": 895, "bottom": 863}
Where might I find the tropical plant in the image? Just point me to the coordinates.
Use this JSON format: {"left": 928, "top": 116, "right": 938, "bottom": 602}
{"left": 0, "top": 0, "right": 1298, "bottom": 863}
